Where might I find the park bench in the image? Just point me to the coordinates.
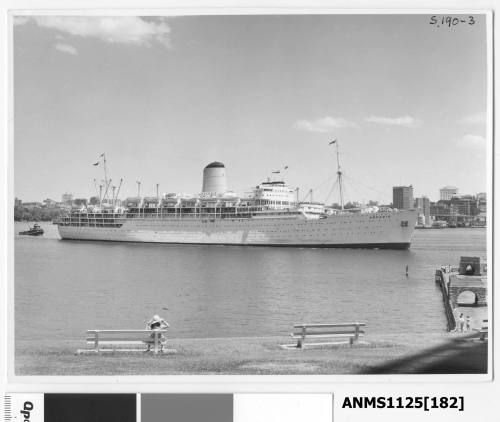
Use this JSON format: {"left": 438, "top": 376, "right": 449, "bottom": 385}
{"left": 289, "top": 323, "right": 366, "bottom": 349}
{"left": 77, "top": 329, "right": 169, "bottom": 354}
{"left": 479, "top": 319, "right": 488, "bottom": 341}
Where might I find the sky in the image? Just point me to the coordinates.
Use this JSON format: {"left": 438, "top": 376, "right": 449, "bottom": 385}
{"left": 13, "top": 14, "right": 488, "bottom": 204}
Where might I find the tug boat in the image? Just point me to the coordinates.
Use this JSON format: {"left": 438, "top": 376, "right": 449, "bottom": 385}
{"left": 19, "top": 223, "right": 44, "bottom": 236}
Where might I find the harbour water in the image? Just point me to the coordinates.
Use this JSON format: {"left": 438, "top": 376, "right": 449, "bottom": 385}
{"left": 14, "top": 222, "right": 486, "bottom": 342}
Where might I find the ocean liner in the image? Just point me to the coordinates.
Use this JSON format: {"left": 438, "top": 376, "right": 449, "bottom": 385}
{"left": 57, "top": 147, "right": 417, "bottom": 249}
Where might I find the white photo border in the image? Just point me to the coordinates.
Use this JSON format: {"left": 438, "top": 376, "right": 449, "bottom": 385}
{"left": 1, "top": 2, "right": 496, "bottom": 397}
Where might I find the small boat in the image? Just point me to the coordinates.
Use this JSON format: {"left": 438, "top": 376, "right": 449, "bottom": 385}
{"left": 19, "top": 223, "right": 44, "bottom": 236}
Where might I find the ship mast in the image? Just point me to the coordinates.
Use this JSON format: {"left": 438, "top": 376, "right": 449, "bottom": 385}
{"left": 102, "top": 153, "right": 108, "bottom": 202}
{"left": 103, "top": 153, "right": 108, "bottom": 192}
{"left": 96, "top": 153, "right": 109, "bottom": 203}
{"left": 115, "top": 178, "right": 123, "bottom": 205}
{"left": 332, "top": 140, "right": 344, "bottom": 211}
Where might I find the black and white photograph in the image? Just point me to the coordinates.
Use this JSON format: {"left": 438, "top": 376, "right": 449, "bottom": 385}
{"left": 10, "top": 12, "right": 491, "bottom": 376}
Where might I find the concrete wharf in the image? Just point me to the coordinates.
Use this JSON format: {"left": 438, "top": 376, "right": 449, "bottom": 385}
{"left": 435, "top": 257, "right": 488, "bottom": 333}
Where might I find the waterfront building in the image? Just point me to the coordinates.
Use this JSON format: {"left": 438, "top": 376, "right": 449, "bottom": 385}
{"left": 73, "top": 198, "right": 88, "bottom": 207}
{"left": 415, "top": 196, "right": 430, "bottom": 225}
{"left": 393, "top": 185, "right": 414, "bottom": 210}
{"left": 439, "top": 186, "right": 458, "bottom": 201}
{"left": 451, "top": 196, "right": 472, "bottom": 217}
{"left": 477, "top": 193, "right": 487, "bottom": 213}
{"left": 62, "top": 192, "right": 73, "bottom": 205}
{"left": 430, "top": 200, "right": 459, "bottom": 223}
{"left": 43, "top": 198, "right": 58, "bottom": 208}
{"left": 22, "top": 202, "right": 43, "bottom": 210}
{"left": 14, "top": 198, "right": 22, "bottom": 207}
{"left": 431, "top": 195, "right": 483, "bottom": 225}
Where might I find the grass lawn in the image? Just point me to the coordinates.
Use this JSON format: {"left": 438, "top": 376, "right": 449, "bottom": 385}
{"left": 14, "top": 331, "right": 487, "bottom": 376}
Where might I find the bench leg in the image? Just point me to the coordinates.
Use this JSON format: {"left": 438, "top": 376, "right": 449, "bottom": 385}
{"left": 298, "top": 326, "right": 306, "bottom": 349}
{"left": 154, "top": 332, "right": 159, "bottom": 354}
{"left": 354, "top": 324, "right": 360, "bottom": 344}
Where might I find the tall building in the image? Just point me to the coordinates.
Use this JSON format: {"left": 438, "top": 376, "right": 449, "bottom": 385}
{"left": 440, "top": 186, "right": 458, "bottom": 200}
{"left": 393, "top": 185, "right": 414, "bottom": 210}
{"left": 61, "top": 192, "right": 73, "bottom": 204}
{"left": 477, "top": 192, "right": 487, "bottom": 213}
{"left": 415, "top": 196, "right": 430, "bottom": 225}
{"left": 451, "top": 195, "right": 478, "bottom": 217}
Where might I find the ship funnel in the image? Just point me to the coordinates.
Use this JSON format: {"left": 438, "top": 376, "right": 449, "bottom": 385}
{"left": 202, "top": 162, "right": 227, "bottom": 195}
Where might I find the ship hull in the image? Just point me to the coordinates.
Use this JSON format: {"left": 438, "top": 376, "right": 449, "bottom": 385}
{"left": 58, "top": 210, "right": 417, "bottom": 249}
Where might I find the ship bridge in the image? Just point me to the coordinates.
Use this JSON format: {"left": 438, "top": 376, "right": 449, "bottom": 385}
{"left": 253, "top": 180, "right": 297, "bottom": 209}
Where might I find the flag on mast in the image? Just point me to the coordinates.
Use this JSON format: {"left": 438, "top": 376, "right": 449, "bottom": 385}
{"left": 329, "top": 139, "right": 337, "bottom": 145}
{"left": 93, "top": 153, "right": 105, "bottom": 165}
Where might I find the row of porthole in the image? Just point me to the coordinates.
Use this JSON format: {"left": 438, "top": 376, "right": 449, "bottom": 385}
{"left": 67, "top": 227, "right": 384, "bottom": 237}
{"left": 132, "top": 222, "right": 387, "bottom": 231}
{"left": 130, "top": 219, "right": 390, "bottom": 226}
{"left": 129, "top": 226, "right": 381, "bottom": 234}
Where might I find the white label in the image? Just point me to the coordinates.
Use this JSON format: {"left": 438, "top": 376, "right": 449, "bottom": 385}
{"left": 7, "top": 394, "right": 44, "bottom": 422}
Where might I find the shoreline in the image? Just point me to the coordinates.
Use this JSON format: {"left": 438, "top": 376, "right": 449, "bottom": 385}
{"left": 15, "top": 331, "right": 487, "bottom": 375}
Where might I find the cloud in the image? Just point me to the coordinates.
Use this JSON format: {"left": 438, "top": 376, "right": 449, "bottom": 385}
{"left": 16, "top": 16, "right": 171, "bottom": 47}
{"left": 294, "top": 116, "right": 357, "bottom": 132}
{"left": 455, "top": 134, "right": 486, "bottom": 148}
{"left": 460, "top": 112, "right": 486, "bottom": 124}
{"left": 365, "top": 115, "right": 422, "bottom": 128}
{"left": 54, "top": 43, "right": 78, "bottom": 55}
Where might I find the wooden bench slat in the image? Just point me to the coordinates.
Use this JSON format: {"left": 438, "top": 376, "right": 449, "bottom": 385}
{"left": 291, "top": 333, "right": 364, "bottom": 339}
{"left": 86, "top": 336, "right": 165, "bottom": 343}
{"left": 290, "top": 322, "right": 366, "bottom": 348}
{"left": 83, "top": 329, "right": 169, "bottom": 354}
{"left": 86, "top": 338, "right": 162, "bottom": 343}
{"left": 87, "top": 330, "right": 168, "bottom": 334}
{"left": 292, "top": 330, "right": 366, "bottom": 336}
{"left": 87, "top": 340, "right": 151, "bottom": 345}
{"left": 293, "top": 323, "right": 365, "bottom": 328}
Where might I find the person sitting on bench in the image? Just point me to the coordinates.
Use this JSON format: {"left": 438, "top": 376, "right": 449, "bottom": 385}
{"left": 145, "top": 314, "right": 169, "bottom": 352}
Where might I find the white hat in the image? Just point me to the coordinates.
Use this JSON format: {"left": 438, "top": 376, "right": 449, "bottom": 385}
{"left": 152, "top": 315, "right": 160, "bottom": 321}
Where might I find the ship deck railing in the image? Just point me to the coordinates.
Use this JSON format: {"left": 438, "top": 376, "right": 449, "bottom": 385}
{"left": 60, "top": 209, "right": 305, "bottom": 221}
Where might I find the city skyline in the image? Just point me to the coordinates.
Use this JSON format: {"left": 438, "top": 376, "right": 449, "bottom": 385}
{"left": 15, "top": 183, "right": 487, "bottom": 206}
{"left": 14, "top": 15, "right": 488, "bottom": 203}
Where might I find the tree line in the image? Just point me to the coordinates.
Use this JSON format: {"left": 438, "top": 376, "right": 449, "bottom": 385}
{"left": 14, "top": 206, "right": 65, "bottom": 222}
